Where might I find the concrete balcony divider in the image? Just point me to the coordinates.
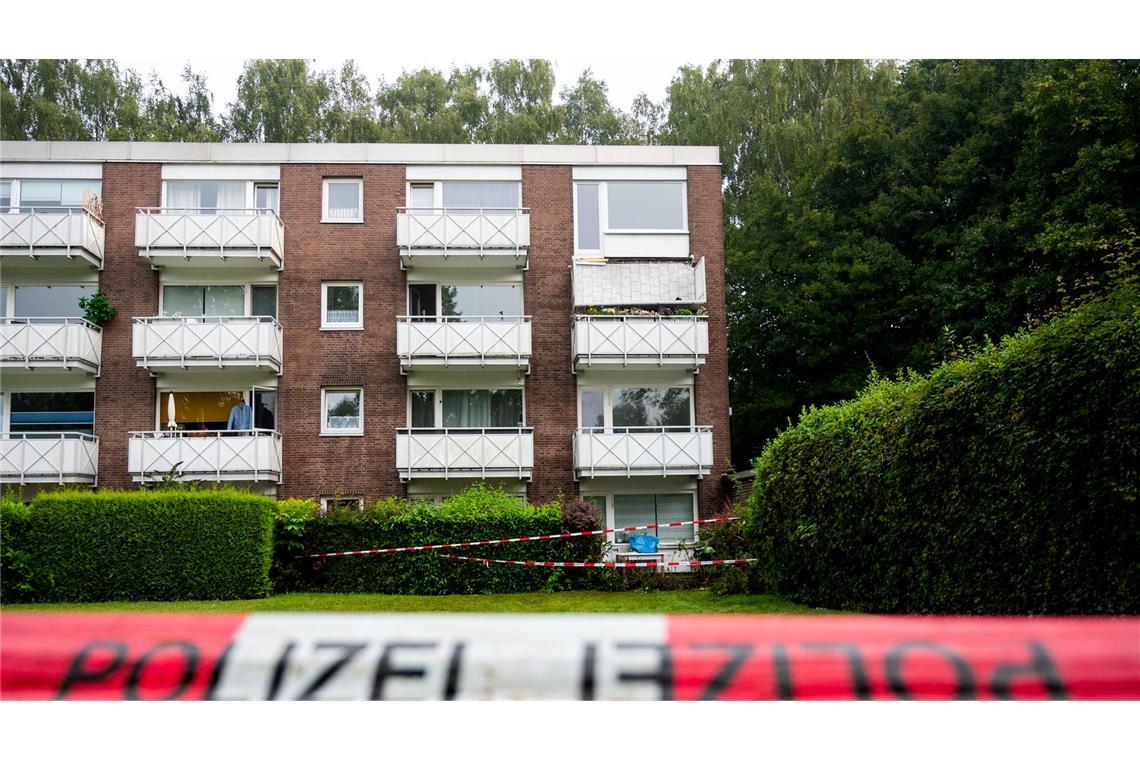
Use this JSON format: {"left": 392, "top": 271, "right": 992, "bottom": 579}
{"left": 0, "top": 318, "right": 103, "bottom": 375}
{"left": 132, "top": 316, "right": 283, "bottom": 373}
{"left": 0, "top": 207, "right": 105, "bottom": 268}
{"left": 0, "top": 433, "right": 99, "bottom": 485}
{"left": 135, "top": 208, "right": 284, "bottom": 269}
{"left": 397, "top": 208, "right": 529, "bottom": 269}
{"left": 572, "top": 315, "right": 708, "bottom": 370}
{"left": 572, "top": 258, "right": 706, "bottom": 307}
{"left": 574, "top": 426, "right": 713, "bottom": 478}
{"left": 397, "top": 316, "right": 531, "bottom": 371}
{"left": 128, "top": 429, "right": 282, "bottom": 484}
{"left": 396, "top": 428, "right": 534, "bottom": 480}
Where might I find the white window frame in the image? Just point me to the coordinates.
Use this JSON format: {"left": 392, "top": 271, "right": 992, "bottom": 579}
{"left": 406, "top": 387, "right": 527, "bottom": 428}
{"left": 159, "top": 283, "right": 275, "bottom": 319}
{"left": 404, "top": 282, "right": 524, "bottom": 318}
{"left": 573, "top": 180, "right": 689, "bottom": 257}
{"left": 577, "top": 385, "right": 695, "bottom": 429}
{"left": 322, "top": 178, "right": 364, "bottom": 223}
{"left": 321, "top": 387, "right": 364, "bottom": 437}
{"left": 404, "top": 181, "right": 522, "bottom": 212}
{"left": 321, "top": 281, "right": 363, "bottom": 331}
{"left": 160, "top": 179, "right": 255, "bottom": 211}
{"left": 589, "top": 492, "right": 699, "bottom": 547}
{"left": 320, "top": 495, "right": 365, "bottom": 513}
{"left": 1, "top": 178, "right": 104, "bottom": 212}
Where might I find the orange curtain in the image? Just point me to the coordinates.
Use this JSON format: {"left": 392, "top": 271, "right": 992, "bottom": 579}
{"left": 160, "top": 391, "right": 245, "bottom": 427}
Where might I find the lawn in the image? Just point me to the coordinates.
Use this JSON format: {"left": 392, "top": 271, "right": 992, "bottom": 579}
{"left": 2, "top": 590, "right": 825, "bottom": 614}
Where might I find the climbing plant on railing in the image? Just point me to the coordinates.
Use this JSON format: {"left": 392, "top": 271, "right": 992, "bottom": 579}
{"left": 78, "top": 289, "right": 117, "bottom": 326}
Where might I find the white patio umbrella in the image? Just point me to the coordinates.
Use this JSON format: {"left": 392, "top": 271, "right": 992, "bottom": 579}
{"left": 166, "top": 393, "right": 177, "bottom": 431}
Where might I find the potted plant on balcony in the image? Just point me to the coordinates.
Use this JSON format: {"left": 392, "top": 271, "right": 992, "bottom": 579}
{"left": 78, "top": 289, "right": 117, "bottom": 327}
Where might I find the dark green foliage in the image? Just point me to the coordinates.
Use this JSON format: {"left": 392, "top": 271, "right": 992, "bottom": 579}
{"left": 745, "top": 287, "right": 1140, "bottom": 614}
{"left": 272, "top": 485, "right": 606, "bottom": 595}
{"left": 23, "top": 488, "right": 275, "bottom": 602}
{"left": 1, "top": 493, "right": 33, "bottom": 603}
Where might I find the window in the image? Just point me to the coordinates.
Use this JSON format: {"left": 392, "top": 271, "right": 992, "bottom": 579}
{"left": 579, "top": 387, "right": 693, "bottom": 430}
{"left": 8, "top": 392, "right": 94, "bottom": 435}
{"left": 321, "top": 496, "right": 364, "bottom": 513}
{"left": 441, "top": 181, "right": 519, "bottom": 213}
{"left": 323, "top": 388, "right": 363, "bottom": 435}
{"left": 576, "top": 183, "right": 600, "bottom": 250}
{"left": 323, "top": 179, "right": 363, "bottom": 222}
{"left": 254, "top": 183, "right": 279, "bottom": 214}
{"left": 165, "top": 180, "right": 245, "bottom": 214}
{"left": 408, "top": 284, "right": 437, "bottom": 319}
{"left": 18, "top": 180, "right": 102, "bottom": 212}
{"left": 607, "top": 182, "right": 685, "bottom": 230}
{"left": 410, "top": 388, "right": 524, "bottom": 428}
{"left": 162, "top": 285, "right": 245, "bottom": 317}
{"left": 612, "top": 494, "right": 695, "bottom": 543}
{"left": 253, "top": 390, "right": 277, "bottom": 430}
{"left": 251, "top": 285, "right": 278, "bottom": 319}
{"left": 0, "top": 181, "right": 11, "bottom": 211}
{"left": 409, "top": 183, "right": 435, "bottom": 212}
{"left": 322, "top": 282, "right": 362, "bottom": 329}
{"left": 440, "top": 284, "right": 521, "bottom": 320}
{"left": 410, "top": 391, "right": 435, "bottom": 428}
{"left": 13, "top": 285, "right": 94, "bottom": 319}
{"left": 160, "top": 391, "right": 246, "bottom": 432}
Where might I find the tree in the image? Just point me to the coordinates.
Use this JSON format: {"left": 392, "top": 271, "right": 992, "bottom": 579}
{"left": 226, "top": 59, "right": 330, "bottom": 142}
{"left": 558, "top": 70, "right": 634, "bottom": 144}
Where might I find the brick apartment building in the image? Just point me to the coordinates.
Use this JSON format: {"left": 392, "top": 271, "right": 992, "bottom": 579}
{"left": 0, "top": 142, "right": 729, "bottom": 556}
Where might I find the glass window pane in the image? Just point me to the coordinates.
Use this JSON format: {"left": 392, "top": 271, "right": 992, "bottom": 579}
{"left": 167, "top": 181, "right": 244, "bottom": 213}
{"left": 254, "top": 391, "right": 276, "bottom": 430}
{"left": 607, "top": 182, "right": 684, "bottom": 230}
{"left": 442, "top": 181, "right": 518, "bottom": 213}
{"left": 251, "top": 286, "right": 277, "bottom": 319}
{"left": 20, "top": 181, "right": 62, "bottom": 205}
{"left": 408, "top": 284, "right": 437, "bottom": 318}
{"left": 9, "top": 392, "right": 94, "bottom": 435}
{"left": 325, "top": 285, "right": 360, "bottom": 324}
{"left": 655, "top": 494, "right": 695, "bottom": 542}
{"left": 442, "top": 389, "right": 491, "bottom": 427}
{"left": 162, "top": 286, "right": 203, "bottom": 317}
{"left": 327, "top": 182, "right": 361, "bottom": 219}
{"left": 489, "top": 389, "right": 523, "bottom": 427}
{"left": 410, "top": 184, "right": 435, "bottom": 211}
{"left": 204, "top": 286, "right": 245, "bottom": 317}
{"left": 325, "top": 390, "right": 361, "bottom": 430}
{"left": 161, "top": 391, "right": 246, "bottom": 431}
{"left": 576, "top": 183, "right": 600, "bottom": 249}
{"left": 59, "top": 180, "right": 98, "bottom": 207}
{"left": 612, "top": 388, "right": 691, "bottom": 429}
{"left": 613, "top": 494, "right": 658, "bottom": 543}
{"left": 255, "top": 185, "right": 279, "bottom": 213}
{"left": 13, "top": 285, "right": 93, "bottom": 319}
{"left": 411, "top": 391, "right": 435, "bottom": 428}
{"left": 1, "top": 181, "right": 11, "bottom": 210}
{"left": 441, "top": 284, "right": 522, "bottom": 320}
{"left": 580, "top": 390, "right": 604, "bottom": 429}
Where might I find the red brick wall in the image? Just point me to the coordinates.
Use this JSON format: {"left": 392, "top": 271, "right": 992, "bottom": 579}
{"left": 689, "top": 165, "right": 733, "bottom": 518}
{"left": 94, "top": 163, "right": 161, "bottom": 488}
{"left": 522, "top": 166, "right": 578, "bottom": 505}
{"left": 276, "top": 164, "right": 407, "bottom": 501}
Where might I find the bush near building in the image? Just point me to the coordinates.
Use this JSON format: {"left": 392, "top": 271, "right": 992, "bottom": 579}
{"left": 745, "top": 286, "right": 1140, "bottom": 614}
{"left": 15, "top": 488, "right": 276, "bottom": 602}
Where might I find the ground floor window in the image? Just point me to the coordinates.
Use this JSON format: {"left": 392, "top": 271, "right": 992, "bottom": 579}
{"left": 7, "top": 392, "right": 94, "bottom": 435}
{"left": 321, "top": 496, "right": 364, "bottom": 513}
{"left": 611, "top": 493, "right": 696, "bottom": 543}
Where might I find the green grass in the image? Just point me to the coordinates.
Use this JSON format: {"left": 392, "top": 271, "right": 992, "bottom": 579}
{"left": 1, "top": 590, "right": 825, "bottom": 614}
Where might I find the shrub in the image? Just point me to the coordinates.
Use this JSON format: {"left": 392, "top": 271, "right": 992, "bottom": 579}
{"left": 25, "top": 488, "right": 275, "bottom": 602}
{"left": 745, "top": 286, "right": 1140, "bottom": 614}
{"left": 273, "top": 484, "right": 605, "bottom": 595}
{"left": 1, "top": 492, "right": 34, "bottom": 603}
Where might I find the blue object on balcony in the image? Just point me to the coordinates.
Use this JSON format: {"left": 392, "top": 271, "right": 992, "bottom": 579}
{"left": 627, "top": 533, "right": 659, "bottom": 554}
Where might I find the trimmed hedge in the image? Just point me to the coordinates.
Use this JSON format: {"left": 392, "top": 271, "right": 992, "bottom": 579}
{"left": 23, "top": 488, "right": 275, "bottom": 602}
{"left": 273, "top": 484, "right": 606, "bottom": 595}
{"left": 1, "top": 494, "right": 33, "bottom": 603}
{"left": 745, "top": 287, "right": 1140, "bottom": 614}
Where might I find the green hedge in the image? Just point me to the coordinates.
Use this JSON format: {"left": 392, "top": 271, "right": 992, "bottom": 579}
{"left": 23, "top": 488, "right": 275, "bottom": 602}
{"left": 1, "top": 493, "right": 33, "bottom": 603}
{"left": 745, "top": 287, "right": 1140, "bottom": 614}
{"left": 273, "top": 485, "right": 606, "bottom": 595}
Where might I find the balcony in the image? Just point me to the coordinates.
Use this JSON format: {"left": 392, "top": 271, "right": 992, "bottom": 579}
{"left": 574, "top": 426, "right": 713, "bottom": 478}
{"left": 396, "top": 428, "right": 534, "bottom": 481}
{"left": 0, "top": 318, "right": 102, "bottom": 375}
{"left": 572, "top": 258, "right": 706, "bottom": 307}
{"left": 132, "top": 316, "right": 283, "bottom": 374}
{"left": 397, "top": 208, "right": 529, "bottom": 269}
{"left": 397, "top": 317, "right": 531, "bottom": 372}
{"left": 0, "top": 208, "right": 105, "bottom": 269}
{"left": 0, "top": 434, "right": 99, "bottom": 485}
{"left": 135, "top": 208, "right": 284, "bottom": 270}
{"left": 572, "top": 315, "right": 708, "bottom": 371}
{"left": 128, "top": 430, "right": 282, "bottom": 483}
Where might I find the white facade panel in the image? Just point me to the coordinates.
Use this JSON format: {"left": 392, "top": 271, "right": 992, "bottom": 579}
{"left": 132, "top": 317, "right": 283, "bottom": 373}
{"left": 0, "top": 163, "right": 102, "bottom": 179}
{"left": 162, "top": 164, "right": 280, "bottom": 181}
{"left": 406, "top": 165, "right": 522, "bottom": 181}
{"left": 1, "top": 318, "right": 102, "bottom": 374}
{"left": 572, "top": 166, "right": 688, "bottom": 181}
{"left": 574, "top": 428, "right": 713, "bottom": 478}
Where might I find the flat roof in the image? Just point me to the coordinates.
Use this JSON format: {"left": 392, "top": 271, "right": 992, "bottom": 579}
{"left": 0, "top": 141, "right": 719, "bottom": 166}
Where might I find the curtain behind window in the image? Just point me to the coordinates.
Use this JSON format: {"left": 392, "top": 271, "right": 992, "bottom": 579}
{"left": 166, "top": 181, "right": 246, "bottom": 213}
{"left": 442, "top": 389, "right": 522, "bottom": 427}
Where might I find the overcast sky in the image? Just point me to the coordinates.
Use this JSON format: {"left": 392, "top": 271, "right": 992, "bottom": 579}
{"left": 116, "top": 57, "right": 696, "bottom": 115}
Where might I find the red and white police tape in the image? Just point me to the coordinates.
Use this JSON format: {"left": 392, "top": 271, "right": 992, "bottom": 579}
{"left": 439, "top": 553, "right": 758, "bottom": 568}
{"left": 300, "top": 515, "right": 739, "bottom": 560}
{"left": 2, "top": 613, "right": 1137, "bottom": 700}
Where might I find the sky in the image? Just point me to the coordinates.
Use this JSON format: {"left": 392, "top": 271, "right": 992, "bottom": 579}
{"left": 116, "top": 57, "right": 697, "bottom": 115}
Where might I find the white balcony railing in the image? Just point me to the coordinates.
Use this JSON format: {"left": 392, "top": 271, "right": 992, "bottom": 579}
{"left": 135, "top": 208, "right": 284, "bottom": 269}
{"left": 397, "top": 317, "right": 531, "bottom": 371}
{"left": 572, "top": 258, "right": 706, "bottom": 307}
{"left": 132, "top": 316, "right": 283, "bottom": 373}
{"left": 0, "top": 318, "right": 103, "bottom": 374}
{"left": 572, "top": 315, "right": 708, "bottom": 370}
{"left": 128, "top": 429, "right": 282, "bottom": 483}
{"left": 0, "top": 207, "right": 105, "bottom": 268}
{"left": 397, "top": 208, "right": 529, "bottom": 269}
{"left": 0, "top": 433, "right": 99, "bottom": 485}
{"left": 574, "top": 426, "right": 713, "bottom": 478}
{"left": 396, "top": 428, "right": 534, "bottom": 480}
